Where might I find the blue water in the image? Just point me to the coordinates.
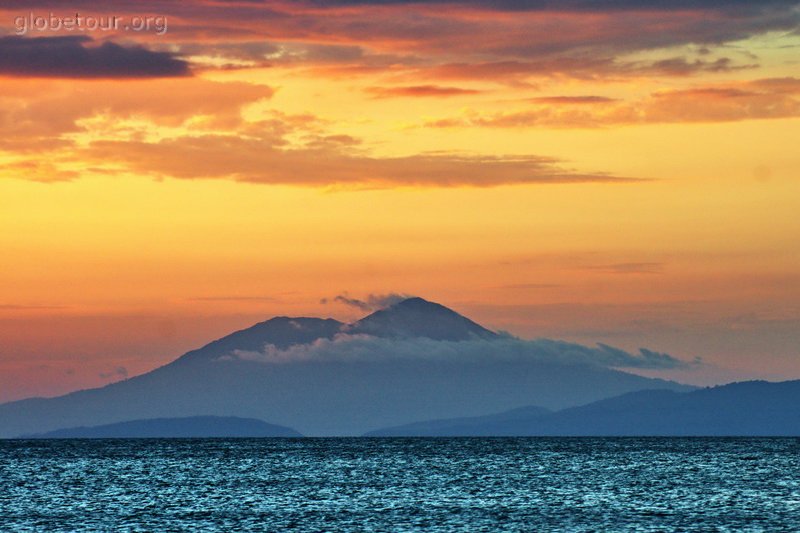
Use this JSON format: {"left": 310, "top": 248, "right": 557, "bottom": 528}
{"left": 2, "top": 438, "right": 799, "bottom": 531}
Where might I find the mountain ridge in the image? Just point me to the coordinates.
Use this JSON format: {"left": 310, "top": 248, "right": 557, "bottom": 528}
{"left": 366, "top": 380, "right": 800, "bottom": 436}
{"left": 21, "top": 415, "right": 302, "bottom": 439}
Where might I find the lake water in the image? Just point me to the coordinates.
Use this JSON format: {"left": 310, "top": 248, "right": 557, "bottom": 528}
{"left": 2, "top": 438, "right": 799, "bottom": 531}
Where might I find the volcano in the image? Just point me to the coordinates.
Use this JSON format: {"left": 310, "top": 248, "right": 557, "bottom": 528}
{"left": 0, "top": 297, "right": 692, "bottom": 437}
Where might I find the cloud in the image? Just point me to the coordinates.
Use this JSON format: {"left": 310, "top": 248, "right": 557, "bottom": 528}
{"left": 306, "top": 0, "right": 797, "bottom": 11}
{"left": 285, "top": 2, "right": 795, "bottom": 81}
{"left": 527, "top": 96, "right": 618, "bottom": 104}
{"left": 84, "top": 135, "right": 640, "bottom": 187}
{"left": 642, "top": 81, "right": 800, "bottom": 122}
{"left": 323, "top": 292, "right": 414, "bottom": 311}
{"left": 0, "top": 36, "right": 190, "bottom": 78}
{"left": 424, "top": 77, "right": 800, "bottom": 128}
{"left": 366, "top": 85, "right": 482, "bottom": 98}
{"left": 224, "top": 332, "right": 695, "bottom": 370}
{"left": 4, "top": 0, "right": 790, "bottom": 83}
{"left": 645, "top": 57, "right": 752, "bottom": 76}
{"left": 0, "top": 76, "right": 273, "bottom": 154}
{"left": 419, "top": 55, "right": 751, "bottom": 84}
{"left": 0, "top": 158, "right": 81, "bottom": 183}
{"left": 177, "top": 40, "right": 384, "bottom": 70}
{"left": 0, "top": 72, "right": 639, "bottom": 187}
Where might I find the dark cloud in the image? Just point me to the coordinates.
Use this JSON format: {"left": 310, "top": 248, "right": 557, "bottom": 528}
{"left": 0, "top": 36, "right": 190, "bottom": 78}
{"left": 304, "top": 0, "right": 797, "bottom": 12}
{"left": 6, "top": 0, "right": 797, "bottom": 10}
{"left": 299, "top": 0, "right": 799, "bottom": 65}
{"left": 3, "top": 1, "right": 793, "bottom": 81}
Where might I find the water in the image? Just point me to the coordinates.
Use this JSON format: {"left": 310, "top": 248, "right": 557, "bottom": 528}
{"left": 2, "top": 438, "right": 799, "bottom": 531}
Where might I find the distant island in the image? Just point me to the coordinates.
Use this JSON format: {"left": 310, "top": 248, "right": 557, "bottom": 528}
{"left": 366, "top": 380, "right": 800, "bottom": 436}
{"left": 22, "top": 416, "right": 302, "bottom": 439}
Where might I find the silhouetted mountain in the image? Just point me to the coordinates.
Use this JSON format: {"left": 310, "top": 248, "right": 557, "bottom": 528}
{"left": 22, "top": 416, "right": 302, "bottom": 439}
{"left": 0, "top": 297, "right": 693, "bottom": 437}
{"left": 366, "top": 380, "right": 800, "bottom": 436}
{"left": 347, "top": 297, "right": 497, "bottom": 341}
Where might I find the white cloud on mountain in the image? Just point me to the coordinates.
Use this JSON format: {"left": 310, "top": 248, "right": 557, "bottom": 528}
{"left": 224, "top": 333, "right": 695, "bottom": 370}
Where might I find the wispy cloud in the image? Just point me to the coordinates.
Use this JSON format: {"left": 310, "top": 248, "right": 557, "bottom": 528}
{"left": 322, "top": 293, "right": 414, "bottom": 311}
{"left": 187, "top": 296, "right": 278, "bottom": 302}
{"left": 587, "top": 262, "right": 665, "bottom": 274}
{"left": 527, "top": 96, "right": 618, "bottom": 105}
{"left": 366, "top": 85, "right": 482, "bottom": 98}
{"left": 424, "top": 77, "right": 800, "bottom": 128}
{"left": 85, "top": 137, "right": 642, "bottom": 187}
{"left": 98, "top": 366, "right": 128, "bottom": 380}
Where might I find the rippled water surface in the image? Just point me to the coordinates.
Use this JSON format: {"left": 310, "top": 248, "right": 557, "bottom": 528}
{"left": 2, "top": 438, "right": 800, "bottom": 531}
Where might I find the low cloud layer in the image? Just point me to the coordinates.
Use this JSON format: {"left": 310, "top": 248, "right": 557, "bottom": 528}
{"left": 226, "top": 333, "right": 695, "bottom": 370}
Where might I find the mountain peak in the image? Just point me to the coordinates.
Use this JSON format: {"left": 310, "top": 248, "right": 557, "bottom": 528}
{"left": 173, "top": 316, "right": 343, "bottom": 365}
{"left": 392, "top": 296, "right": 444, "bottom": 309}
{"left": 171, "top": 297, "right": 496, "bottom": 366}
{"left": 348, "top": 297, "right": 497, "bottom": 341}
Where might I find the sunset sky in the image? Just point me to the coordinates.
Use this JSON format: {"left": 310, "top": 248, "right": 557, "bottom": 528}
{"left": 1, "top": 0, "right": 799, "bottom": 401}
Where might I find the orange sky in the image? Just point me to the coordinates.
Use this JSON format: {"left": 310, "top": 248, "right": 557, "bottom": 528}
{"left": 1, "top": 0, "right": 799, "bottom": 401}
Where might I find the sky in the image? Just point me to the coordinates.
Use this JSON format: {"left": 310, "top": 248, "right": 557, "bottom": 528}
{"left": 0, "top": 0, "right": 799, "bottom": 402}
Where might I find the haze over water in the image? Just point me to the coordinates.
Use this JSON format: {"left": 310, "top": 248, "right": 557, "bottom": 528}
{"left": 3, "top": 438, "right": 799, "bottom": 531}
